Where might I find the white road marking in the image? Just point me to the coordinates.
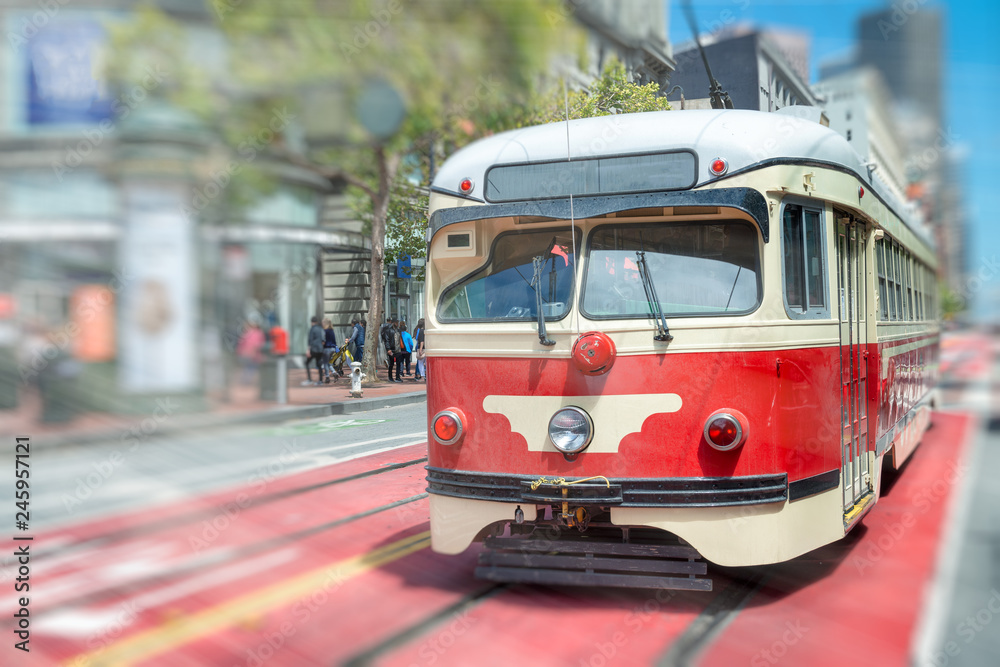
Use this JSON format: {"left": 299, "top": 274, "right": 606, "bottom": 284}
{"left": 34, "top": 549, "right": 298, "bottom": 637}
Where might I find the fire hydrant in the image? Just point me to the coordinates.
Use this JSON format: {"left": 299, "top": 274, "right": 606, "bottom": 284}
{"left": 350, "top": 361, "right": 365, "bottom": 398}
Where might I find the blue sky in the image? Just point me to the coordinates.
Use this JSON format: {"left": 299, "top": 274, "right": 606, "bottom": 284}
{"left": 668, "top": 0, "right": 1000, "bottom": 320}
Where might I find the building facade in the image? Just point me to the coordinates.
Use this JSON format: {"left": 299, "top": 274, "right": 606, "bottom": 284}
{"left": 854, "top": 6, "right": 964, "bottom": 298}
{"left": 0, "top": 3, "right": 333, "bottom": 413}
{"left": 0, "top": 0, "right": 677, "bottom": 417}
{"left": 813, "top": 67, "right": 909, "bottom": 203}
{"left": 670, "top": 29, "right": 819, "bottom": 112}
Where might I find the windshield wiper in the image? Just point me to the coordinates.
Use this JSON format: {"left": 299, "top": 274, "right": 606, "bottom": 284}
{"left": 635, "top": 238, "right": 673, "bottom": 342}
{"left": 531, "top": 253, "right": 556, "bottom": 346}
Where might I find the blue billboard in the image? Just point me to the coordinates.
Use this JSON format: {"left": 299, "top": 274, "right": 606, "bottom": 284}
{"left": 25, "top": 19, "right": 114, "bottom": 126}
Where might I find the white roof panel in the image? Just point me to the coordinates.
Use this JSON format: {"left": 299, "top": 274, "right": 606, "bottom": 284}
{"left": 432, "top": 109, "right": 868, "bottom": 195}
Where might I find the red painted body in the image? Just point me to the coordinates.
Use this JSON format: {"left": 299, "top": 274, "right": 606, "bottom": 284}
{"left": 427, "top": 346, "right": 845, "bottom": 482}
{"left": 875, "top": 334, "right": 939, "bottom": 438}
{"left": 427, "top": 330, "right": 937, "bottom": 490}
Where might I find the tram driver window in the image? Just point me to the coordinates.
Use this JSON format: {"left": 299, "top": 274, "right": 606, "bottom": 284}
{"left": 782, "top": 204, "right": 827, "bottom": 318}
{"left": 438, "top": 229, "right": 579, "bottom": 322}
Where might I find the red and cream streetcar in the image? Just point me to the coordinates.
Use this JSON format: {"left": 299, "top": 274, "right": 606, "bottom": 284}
{"left": 422, "top": 109, "right": 939, "bottom": 590}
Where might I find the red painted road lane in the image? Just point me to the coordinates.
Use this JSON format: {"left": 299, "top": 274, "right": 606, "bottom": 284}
{"left": 35, "top": 509, "right": 437, "bottom": 665}
{"left": 27, "top": 458, "right": 430, "bottom": 617}
{"left": 150, "top": 541, "right": 490, "bottom": 667}
{"left": 373, "top": 574, "right": 735, "bottom": 667}
{"left": 40, "top": 443, "right": 428, "bottom": 550}
{"left": 939, "top": 333, "right": 993, "bottom": 380}
{"left": 32, "top": 442, "right": 426, "bottom": 580}
{"left": 30, "top": 463, "right": 435, "bottom": 664}
{"left": 696, "top": 410, "right": 975, "bottom": 667}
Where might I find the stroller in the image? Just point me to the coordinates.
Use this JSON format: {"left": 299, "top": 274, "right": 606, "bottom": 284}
{"left": 324, "top": 344, "right": 354, "bottom": 382}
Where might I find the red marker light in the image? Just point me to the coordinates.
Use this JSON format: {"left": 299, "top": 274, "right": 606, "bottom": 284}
{"left": 434, "top": 415, "right": 458, "bottom": 441}
{"left": 459, "top": 178, "right": 474, "bottom": 194}
{"left": 707, "top": 417, "right": 740, "bottom": 447}
{"left": 858, "top": 185, "right": 865, "bottom": 198}
{"left": 710, "top": 158, "right": 728, "bottom": 176}
{"left": 703, "top": 410, "right": 748, "bottom": 451}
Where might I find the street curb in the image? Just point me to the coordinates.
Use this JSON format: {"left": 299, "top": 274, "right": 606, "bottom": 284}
{"left": 27, "top": 391, "right": 427, "bottom": 452}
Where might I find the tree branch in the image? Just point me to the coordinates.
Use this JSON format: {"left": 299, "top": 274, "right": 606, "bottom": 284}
{"left": 277, "top": 148, "right": 377, "bottom": 201}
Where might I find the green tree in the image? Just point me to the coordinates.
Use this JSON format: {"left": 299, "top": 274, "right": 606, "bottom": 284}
{"left": 940, "top": 287, "right": 965, "bottom": 320}
{"left": 518, "top": 58, "right": 673, "bottom": 126}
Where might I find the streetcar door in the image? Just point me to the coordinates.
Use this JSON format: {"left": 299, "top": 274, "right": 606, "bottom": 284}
{"left": 837, "top": 217, "right": 871, "bottom": 510}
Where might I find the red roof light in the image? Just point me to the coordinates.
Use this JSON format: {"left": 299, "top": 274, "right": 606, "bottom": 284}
{"left": 710, "top": 158, "right": 728, "bottom": 176}
{"left": 459, "top": 178, "right": 474, "bottom": 194}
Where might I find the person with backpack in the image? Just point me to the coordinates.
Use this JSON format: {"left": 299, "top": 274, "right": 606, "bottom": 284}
{"left": 321, "top": 317, "right": 338, "bottom": 382}
{"left": 347, "top": 317, "right": 365, "bottom": 364}
{"left": 306, "top": 315, "right": 326, "bottom": 385}
{"left": 380, "top": 316, "right": 401, "bottom": 382}
{"left": 399, "top": 322, "right": 414, "bottom": 378}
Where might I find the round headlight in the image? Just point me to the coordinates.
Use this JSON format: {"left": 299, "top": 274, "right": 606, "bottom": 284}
{"left": 548, "top": 407, "right": 593, "bottom": 454}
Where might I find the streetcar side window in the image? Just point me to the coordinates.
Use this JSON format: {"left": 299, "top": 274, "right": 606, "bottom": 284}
{"left": 923, "top": 265, "right": 931, "bottom": 319}
{"left": 781, "top": 204, "right": 827, "bottom": 319}
{"left": 894, "top": 245, "right": 904, "bottom": 321}
{"left": 885, "top": 241, "right": 896, "bottom": 322}
{"left": 906, "top": 253, "right": 915, "bottom": 321}
{"left": 876, "top": 240, "right": 889, "bottom": 320}
{"left": 885, "top": 243, "right": 899, "bottom": 321}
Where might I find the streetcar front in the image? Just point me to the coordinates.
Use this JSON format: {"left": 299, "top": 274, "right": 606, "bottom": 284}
{"left": 423, "top": 110, "right": 856, "bottom": 587}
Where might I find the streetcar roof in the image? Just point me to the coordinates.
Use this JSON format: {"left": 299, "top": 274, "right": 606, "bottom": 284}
{"left": 434, "top": 110, "right": 858, "bottom": 189}
{"left": 431, "top": 109, "right": 927, "bottom": 246}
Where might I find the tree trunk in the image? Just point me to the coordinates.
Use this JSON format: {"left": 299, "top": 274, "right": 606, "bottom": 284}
{"left": 361, "top": 146, "right": 400, "bottom": 385}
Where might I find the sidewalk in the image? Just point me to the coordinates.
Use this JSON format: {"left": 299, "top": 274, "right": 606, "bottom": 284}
{"left": 1, "top": 366, "right": 427, "bottom": 450}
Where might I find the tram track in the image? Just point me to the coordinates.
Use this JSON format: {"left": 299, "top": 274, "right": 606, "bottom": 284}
{"left": 658, "top": 569, "right": 769, "bottom": 666}
{"left": 341, "top": 583, "right": 509, "bottom": 666}
{"left": 33, "top": 455, "right": 428, "bottom": 560}
{"left": 33, "top": 491, "right": 431, "bottom": 617}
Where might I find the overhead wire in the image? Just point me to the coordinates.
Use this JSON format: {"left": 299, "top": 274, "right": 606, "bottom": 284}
{"left": 563, "top": 77, "right": 581, "bottom": 337}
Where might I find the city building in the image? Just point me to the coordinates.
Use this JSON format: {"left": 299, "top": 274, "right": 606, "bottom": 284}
{"left": 813, "top": 67, "right": 909, "bottom": 203}
{"left": 0, "top": 3, "right": 338, "bottom": 413}
{"left": 0, "top": 0, "right": 676, "bottom": 417}
{"left": 853, "top": 5, "right": 964, "bottom": 297}
{"left": 856, "top": 6, "right": 944, "bottom": 126}
{"left": 669, "top": 28, "right": 819, "bottom": 111}
{"left": 571, "top": 0, "right": 675, "bottom": 88}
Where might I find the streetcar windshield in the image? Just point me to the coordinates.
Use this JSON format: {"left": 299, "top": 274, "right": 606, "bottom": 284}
{"left": 581, "top": 222, "right": 760, "bottom": 317}
{"left": 439, "top": 229, "right": 578, "bottom": 322}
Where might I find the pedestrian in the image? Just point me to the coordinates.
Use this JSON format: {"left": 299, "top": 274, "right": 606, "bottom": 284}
{"left": 414, "top": 318, "right": 426, "bottom": 381}
{"left": 347, "top": 316, "right": 365, "bottom": 364}
{"left": 236, "top": 321, "right": 265, "bottom": 385}
{"left": 380, "top": 316, "right": 400, "bottom": 382}
{"left": 399, "top": 322, "right": 414, "bottom": 378}
{"left": 306, "top": 315, "right": 326, "bottom": 385}
{"left": 322, "top": 317, "right": 338, "bottom": 382}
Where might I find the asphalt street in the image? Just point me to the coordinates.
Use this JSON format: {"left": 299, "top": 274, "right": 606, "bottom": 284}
{"left": 922, "top": 338, "right": 1000, "bottom": 667}
{"left": 21, "top": 402, "right": 428, "bottom": 532}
